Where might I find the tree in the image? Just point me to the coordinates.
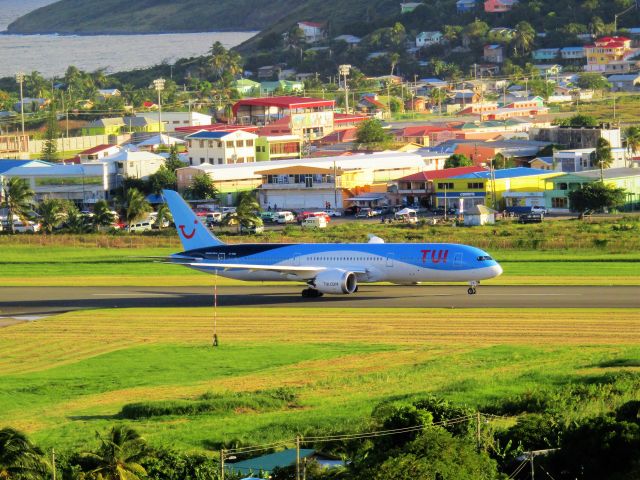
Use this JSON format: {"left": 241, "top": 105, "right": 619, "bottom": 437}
{"left": 93, "top": 200, "right": 117, "bottom": 229}
{"left": 388, "top": 52, "right": 401, "bottom": 76}
{"left": 624, "top": 126, "right": 640, "bottom": 160}
{"left": 576, "top": 73, "right": 611, "bottom": 93}
{"left": 125, "top": 188, "right": 152, "bottom": 225}
{"left": 223, "top": 191, "right": 262, "bottom": 233}
{"left": 514, "top": 21, "right": 536, "bottom": 56}
{"left": 64, "top": 204, "right": 93, "bottom": 234}
{"left": 445, "top": 154, "right": 472, "bottom": 168}
{"left": 557, "top": 114, "right": 598, "bottom": 127}
{"left": 147, "top": 165, "right": 177, "bottom": 195}
{"left": 164, "top": 145, "right": 184, "bottom": 172}
{"left": 41, "top": 108, "right": 59, "bottom": 162}
{"left": 38, "top": 198, "right": 68, "bottom": 233}
{"left": 1, "top": 178, "right": 34, "bottom": 234}
{"left": 569, "top": 182, "right": 626, "bottom": 214}
{"left": 184, "top": 173, "right": 218, "bottom": 201}
{"left": 0, "top": 427, "right": 50, "bottom": 479}
{"left": 81, "top": 426, "right": 147, "bottom": 480}
{"left": 528, "top": 79, "right": 555, "bottom": 100}
{"left": 153, "top": 203, "right": 172, "bottom": 230}
{"left": 429, "top": 88, "right": 446, "bottom": 114}
{"left": 594, "top": 137, "right": 613, "bottom": 181}
{"left": 356, "top": 119, "right": 390, "bottom": 145}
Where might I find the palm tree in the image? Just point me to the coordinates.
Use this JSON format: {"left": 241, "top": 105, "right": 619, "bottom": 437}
{"left": 153, "top": 204, "right": 172, "bottom": 230}
{"left": 125, "top": 188, "right": 151, "bottom": 226}
{"left": 2, "top": 178, "right": 34, "bottom": 234}
{"left": 429, "top": 88, "right": 447, "bottom": 114}
{"left": 0, "top": 427, "right": 51, "bottom": 479}
{"left": 93, "top": 200, "right": 116, "bottom": 230}
{"left": 64, "top": 205, "right": 92, "bottom": 234}
{"left": 625, "top": 126, "right": 640, "bottom": 164}
{"left": 223, "top": 191, "right": 262, "bottom": 233}
{"left": 82, "top": 426, "right": 147, "bottom": 480}
{"left": 38, "top": 198, "right": 67, "bottom": 233}
{"left": 594, "top": 137, "right": 613, "bottom": 182}
{"left": 388, "top": 52, "right": 401, "bottom": 76}
{"left": 514, "top": 21, "right": 535, "bottom": 56}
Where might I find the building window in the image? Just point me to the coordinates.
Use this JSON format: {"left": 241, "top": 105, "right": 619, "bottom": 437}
{"left": 199, "top": 140, "right": 204, "bottom": 148}
{"left": 217, "top": 141, "right": 222, "bottom": 148}
{"left": 218, "top": 158, "right": 223, "bottom": 164}
{"left": 226, "top": 141, "right": 234, "bottom": 148}
{"left": 467, "top": 182, "right": 483, "bottom": 189}
{"left": 552, "top": 197, "right": 567, "bottom": 208}
{"left": 209, "top": 158, "right": 214, "bottom": 164}
{"left": 208, "top": 141, "right": 213, "bottom": 148}
{"left": 236, "top": 140, "right": 244, "bottom": 147}
{"left": 200, "top": 158, "right": 205, "bottom": 164}
{"left": 189, "top": 157, "right": 193, "bottom": 165}
{"left": 557, "top": 182, "right": 568, "bottom": 190}
{"left": 437, "top": 182, "right": 454, "bottom": 189}
{"left": 237, "top": 157, "right": 244, "bottom": 163}
{"left": 246, "top": 139, "right": 254, "bottom": 147}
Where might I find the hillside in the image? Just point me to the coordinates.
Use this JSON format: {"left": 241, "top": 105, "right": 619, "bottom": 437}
{"left": 7, "top": 0, "right": 398, "bottom": 34}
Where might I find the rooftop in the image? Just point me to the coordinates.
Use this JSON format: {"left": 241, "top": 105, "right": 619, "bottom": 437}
{"left": 232, "top": 97, "right": 335, "bottom": 115}
{"left": 452, "top": 167, "right": 556, "bottom": 179}
{"left": 398, "top": 166, "right": 486, "bottom": 182}
{"left": 576, "top": 167, "right": 640, "bottom": 179}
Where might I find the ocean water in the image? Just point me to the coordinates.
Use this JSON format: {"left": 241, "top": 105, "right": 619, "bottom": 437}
{"left": 0, "top": 0, "right": 256, "bottom": 78}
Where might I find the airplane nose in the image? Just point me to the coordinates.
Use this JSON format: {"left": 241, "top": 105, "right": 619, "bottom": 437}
{"left": 493, "top": 264, "right": 503, "bottom": 277}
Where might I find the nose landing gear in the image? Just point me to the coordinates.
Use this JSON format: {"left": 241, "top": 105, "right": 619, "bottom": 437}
{"left": 467, "top": 281, "right": 479, "bottom": 295}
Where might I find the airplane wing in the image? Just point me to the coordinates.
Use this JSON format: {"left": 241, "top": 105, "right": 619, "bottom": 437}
{"left": 178, "top": 261, "right": 368, "bottom": 279}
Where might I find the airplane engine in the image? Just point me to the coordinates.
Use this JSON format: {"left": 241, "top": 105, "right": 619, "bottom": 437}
{"left": 314, "top": 269, "right": 358, "bottom": 295}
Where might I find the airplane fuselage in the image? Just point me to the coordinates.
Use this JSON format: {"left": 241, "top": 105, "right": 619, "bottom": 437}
{"left": 176, "top": 242, "right": 502, "bottom": 284}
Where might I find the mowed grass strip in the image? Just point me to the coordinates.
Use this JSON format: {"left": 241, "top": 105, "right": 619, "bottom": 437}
{"left": 1, "top": 307, "right": 638, "bottom": 375}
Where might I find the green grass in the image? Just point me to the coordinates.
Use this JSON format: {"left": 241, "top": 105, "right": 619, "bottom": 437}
{"left": 1, "top": 307, "right": 638, "bottom": 452}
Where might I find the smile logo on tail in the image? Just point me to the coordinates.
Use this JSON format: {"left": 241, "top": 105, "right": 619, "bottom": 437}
{"left": 179, "top": 220, "right": 198, "bottom": 239}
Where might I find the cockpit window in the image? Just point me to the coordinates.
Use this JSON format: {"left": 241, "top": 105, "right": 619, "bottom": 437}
{"left": 477, "top": 255, "right": 493, "bottom": 261}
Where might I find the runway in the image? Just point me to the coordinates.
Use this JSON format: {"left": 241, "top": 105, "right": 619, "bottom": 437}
{"left": 0, "top": 285, "right": 638, "bottom": 318}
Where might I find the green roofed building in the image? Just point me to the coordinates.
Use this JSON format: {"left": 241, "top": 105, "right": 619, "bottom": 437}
{"left": 232, "top": 78, "right": 261, "bottom": 96}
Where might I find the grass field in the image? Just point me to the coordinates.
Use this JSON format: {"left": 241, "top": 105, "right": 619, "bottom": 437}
{"left": 1, "top": 307, "right": 638, "bottom": 453}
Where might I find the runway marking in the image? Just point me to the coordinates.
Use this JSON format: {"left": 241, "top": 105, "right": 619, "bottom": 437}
{"left": 91, "top": 293, "right": 174, "bottom": 297}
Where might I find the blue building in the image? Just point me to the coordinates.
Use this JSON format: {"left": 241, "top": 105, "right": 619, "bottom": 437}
{"left": 457, "top": 0, "right": 477, "bottom": 12}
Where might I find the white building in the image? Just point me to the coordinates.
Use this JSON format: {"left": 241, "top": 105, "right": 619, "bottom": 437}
{"left": 553, "top": 148, "right": 627, "bottom": 173}
{"left": 416, "top": 31, "right": 443, "bottom": 48}
{"left": 135, "top": 111, "right": 212, "bottom": 133}
{"left": 185, "top": 130, "right": 258, "bottom": 166}
{"left": 297, "top": 21, "right": 325, "bottom": 43}
{"left": 93, "top": 149, "right": 166, "bottom": 192}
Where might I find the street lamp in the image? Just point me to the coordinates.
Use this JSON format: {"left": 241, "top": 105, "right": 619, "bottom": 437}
{"left": 153, "top": 78, "right": 165, "bottom": 142}
{"left": 338, "top": 64, "right": 351, "bottom": 114}
{"left": 15, "top": 72, "right": 25, "bottom": 138}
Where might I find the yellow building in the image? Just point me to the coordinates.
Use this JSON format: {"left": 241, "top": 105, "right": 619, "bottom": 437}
{"left": 585, "top": 36, "right": 636, "bottom": 73}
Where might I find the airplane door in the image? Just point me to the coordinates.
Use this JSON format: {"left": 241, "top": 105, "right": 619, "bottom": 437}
{"left": 294, "top": 253, "right": 301, "bottom": 266}
{"left": 454, "top": 252, "right": 463, "bottom": 267}
{"left": 217, "top": 253, "right": 226, "bottom": 261}
{"left": 386, "top": 253, "right": 394, "bottom": 267}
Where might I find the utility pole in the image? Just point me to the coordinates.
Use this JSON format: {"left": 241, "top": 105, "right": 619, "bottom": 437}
{"left": 296, "top": 436, "right": 301, "bottom": 480}
{"left": 52, "top": 449, "right": 56, "bottom": 480}
{"left": 333, "top": 160, "right": 338, "bottom": 210}
{"left": 15, "top": 72, "right": 25, "bottom": 139}
{"left": 339, "top": 65, "right": 351, "bottom": 114}
{"left": 530, "top": 452, "right": 535, "bottom": 480}
{"left": 476, "top": 412, "right": 481, "bottom": 451}
{"left": 153, "top": 78, "right": 165, "bottom": 143}
{"left": 220, "top": 449, "right": 225, "bottom": 480}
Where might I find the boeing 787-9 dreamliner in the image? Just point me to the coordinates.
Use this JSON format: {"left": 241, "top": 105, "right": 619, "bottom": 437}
{"left": 163, "top": 190, "right": 503, "bottom": 297}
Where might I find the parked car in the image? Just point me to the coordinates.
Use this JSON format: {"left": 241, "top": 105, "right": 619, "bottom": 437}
{"left": 298, "top": 211, "right": 331, "bottom": 223}
{"left": 301, "top": 216, "right": 328, "bottom": 229}
{"left": 239, "top": 223, "right": 265, "bottom": 234}
{"left": 13, "top": 220, "right": 41, "bottom": 233}
{"left": 260, "top": 211, "right": 278, "bottom": 223}
{"left": 394, "top": 208, "right": 418, "bottom": 224}
{"left": 126, "top": 221, "right": 153, "bottom": 232}
{"left": 530, "top": 205, "right": 548, "bottom": 215}
{"left": 205, "top": 212, "right": 223, "bottom": 225}
{"left": 355, "top": 208, "right": 374, "bottom": 218}
{"left": 276, "top": 211, "right": 296, "bottom": 224}
{"left": 325, "top": 209, "right": 342, "bottom": 217}
{"left": 519, "top": 213, "right": 543, "bottom": 224}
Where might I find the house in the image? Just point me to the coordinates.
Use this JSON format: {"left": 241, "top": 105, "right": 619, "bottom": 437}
{"left": 552, "top": 147, "right": 627, "bottom": 172}
{"left": 400, "top": 2, "right": 422, "bottom": 13}
{"left": 13, "top": 97, "right": 49, "bottom": 113}
{"left": 257, "top": 65, "right": 282, "bottom": 80}
{"left": 255, "top": 135, "right": 302, "bottom": 161}
{"left": 77, "top": 144, "right": 120, "bottom": 162}
{"left": 608, "top": 73, "right": 640, "bottom": 92}
{"left": 405, "top": 96, "right": 429, "bottom": 112}
{"left": 232, "top": 78, "right": 261, "bottom": 96}
{"left": 585, "top": 36, "right": 638, "bottom": 73}
{"left": 561, "top": 46, "right": 586, "bottom": 60}
{"left": 530, "top": 125, "right": 622, "bottom": 149}
{"left": 439, "top": 139, "right": 550, "bottom": 164}
{"left": 82, "top": 118, "right": 126, "bottom": 136}
{"left": 574, "top": 168, "right": 640, "bottom": 210}
{"left": 450, "top": 89, "right": 481, "bottom": 105}
{"left": 232, "top": 96, "right": 335, "bottom": 140}
{"left": 297, "top": 21, "right": 325, "bottom": 43}
{"left": 532, "top": 48, "right": 560, "bottom": 61}
{"left": 259, "top": 80, "right": 304, "bottom": 95}
{"left": 97, "top": 89, "right": 121, "bottom": 100}
{"left": 456, "top": 0, "right": 476, "bottom": 13}
{"left": 357, "top": 95, "right": 389, "bottom": 118}
{"left": 138, "top": 111, "right": 212, "bottom": 133}
{"left": 123, "top": 116, "right": 163, "bottom": 133}
{"left": 464, "top": 204, "right": 496, "bottom": 225}
{"left": 529, "top": 156, "right": 555, "bottom": 170}
{"left": 534, "top": 64, "right": 562, "bottom": 77}
{"left": 98, "top": 149, "right": 166, "bottom": 182}
{"left": 185, "top": 130, "right": 258, "bottom": 166}
{"left": 334, "top": 34, "right": 361, "bottom": 45}
{"left": 543, "top": 173, "right": 592, "bottom": 211}
{"left": 483, "top": 45, "right": 504, "bottom": 63}
{"left": 416, "top": 31, "right": 443, "bottom": 48}
{"left": 484, "top": 0, "right": 518, "bottom": 13}
{"left": 389, "top": 166, "right": 485, "bottom": 208}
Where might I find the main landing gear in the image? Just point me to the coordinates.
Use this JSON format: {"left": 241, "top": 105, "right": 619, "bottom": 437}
{"left": 467, "top": 281, "right": 479, "bottom": 295}
{"left": 301, "top": 288, "right": 323, "bottom": 298}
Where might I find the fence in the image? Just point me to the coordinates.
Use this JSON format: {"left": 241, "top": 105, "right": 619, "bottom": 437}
{"left": 27, "top": 134, "right": 132, "bottom": 155}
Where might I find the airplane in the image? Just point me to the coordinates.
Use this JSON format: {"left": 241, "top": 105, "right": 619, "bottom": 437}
{"left": 162, "top": 190, "right": 503, "bottom": 298}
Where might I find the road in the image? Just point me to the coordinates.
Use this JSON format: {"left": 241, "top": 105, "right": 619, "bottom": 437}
{"left": 0, "top": 285, "right": 638, "bottom": 318}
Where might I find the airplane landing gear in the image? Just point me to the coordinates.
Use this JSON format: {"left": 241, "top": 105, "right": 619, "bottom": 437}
{"left": 467, "top": 281, "right": 479, "bottom": 295}
{"left": 302, "top": 288, "right": 323, "bottom": 298}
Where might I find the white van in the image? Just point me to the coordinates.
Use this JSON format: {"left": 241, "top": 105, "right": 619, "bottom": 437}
{"left": 302, "top": 216, "right": 327, "bottom": 229}
{"left": 126, "top": 221, "right": 152, "bottom": 233}
{"left": 13, "top": 220, "right": 41, "bottom": 233}
{"left": 394, "top": 208, "right": 418, "bottom": 224}
{"left": 277, "top": 211, "right": 295, "bottom": 224}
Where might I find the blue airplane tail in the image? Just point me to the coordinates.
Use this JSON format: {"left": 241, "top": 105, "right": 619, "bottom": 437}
{"left": 162, "top": 190, "right": 224, "bottom": 250}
